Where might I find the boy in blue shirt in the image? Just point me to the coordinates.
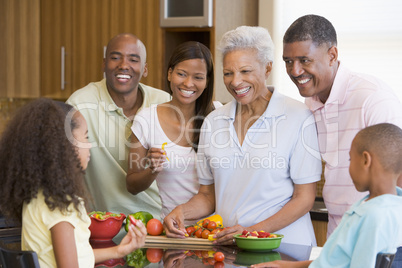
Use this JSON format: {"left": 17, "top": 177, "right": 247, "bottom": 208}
{"left": 252, "top": 123, "right": 402, "bottom": 268}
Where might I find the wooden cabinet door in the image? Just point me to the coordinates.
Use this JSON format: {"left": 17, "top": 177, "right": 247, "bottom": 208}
{"left": 40, "top": 0, "right": 73, "bottom": 99}
{"left": 71, "top": 0, "right": 111, "bottom": 93}
{"left": 0, "top": 0, "right": 40, "bottom": 98}
{"left": 110, "top": 0, "right": 164, "bottom": 90}
{"left": 41, "top": 0, "right": 110, "bottom": 99}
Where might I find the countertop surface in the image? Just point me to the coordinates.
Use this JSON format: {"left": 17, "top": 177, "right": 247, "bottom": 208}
{"left": 93, "top": 238, "right": 316, "bottom": 268}
{"left": 310, "top": 198, "right": 328, "bottom": 222}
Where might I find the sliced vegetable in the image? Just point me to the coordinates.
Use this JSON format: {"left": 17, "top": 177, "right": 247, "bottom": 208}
{"left": 162, "top": 142, "right": 170, "bottom": 161}
{"left": 125, "top": 211, "right": 154, "bottom": 232}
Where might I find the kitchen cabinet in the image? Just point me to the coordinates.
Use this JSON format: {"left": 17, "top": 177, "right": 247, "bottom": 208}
{"left": 312, "top": 220, "right": 327, "bottom": 247}
{"left": 0, "top": 0, "right": 40, "bottom": 98}
{"left": 310, "top": 198, "right": 328, "bottom": 247}
{"left": 2, "top": 0, "right": 255, "bottom": 100}
{"left": 40, "top": 0, "right": 163, "bottom": 99}
{"left": 109, "top": 0, "right": 163, "bottom": 92}
{"left": 161, "top": 0, "right": 258, "bottom": 102}
{"left": 40, "top": 0, "right": 111, "bottom": 99}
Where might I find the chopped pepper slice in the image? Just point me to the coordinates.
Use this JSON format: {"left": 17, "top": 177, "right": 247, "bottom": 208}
{"left": 125, "top": 211, "right": 154, "bottom": 232}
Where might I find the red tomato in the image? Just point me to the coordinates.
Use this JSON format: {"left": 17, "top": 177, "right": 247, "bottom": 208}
{"left": 207, "top": 257, "right": 216, "bottom": 265}
{"left": 214, "top": 252, "right": 225, "bottom": 262}
{"left": 207, "top": 221, "right": 217, "bottom": 230}
{"left": 194, "top": 250, "right": 202, "bottom": 258}
{"left": 211, "top": 228, "right": 221, "bottom": 234}
{"left": 195, "top": 228, "right": 203, "bottom": 238}
{"left": 186, "top": 226, "right": 196, "bottom": 236}
{"left": 202, "top": 219, "right": 210, "bottom": 228}
{"left": 201, "top": 251, "right": 210, "bottom": 258}
{"left": 214, "top": 261, "right": 225, "bottom": 268}
{"left": 201, "top": 229, "right": 211, "bottom": 239}
{"left": 146, "top": 248, "right": 163, "bottom": 263}
{"left": 147, "top": 219, "right": 163, "bottom": 236}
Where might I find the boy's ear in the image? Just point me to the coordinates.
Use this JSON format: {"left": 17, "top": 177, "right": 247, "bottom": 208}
{"left": 362, "top": 151, "right": 372, "bottom": 168}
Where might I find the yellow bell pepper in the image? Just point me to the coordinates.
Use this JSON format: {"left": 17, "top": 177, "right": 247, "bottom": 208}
{"left": 196, "top": 214, "right": 223, "bottom": 228}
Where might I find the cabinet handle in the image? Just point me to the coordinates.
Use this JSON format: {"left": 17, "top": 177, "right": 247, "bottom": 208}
{"left": 61, "top": 46, "right": 65, "bottom": 90}
{"left": 104, "top": 46, "right": 107, "bottom": 58}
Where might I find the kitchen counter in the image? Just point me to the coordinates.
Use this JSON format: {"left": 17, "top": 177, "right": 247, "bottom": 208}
{"left": 310, "top": 197, "right": 328, "bottom": 222}
{"left": 93, "top": 238, "right": 316, "bottom": 268}
{"left": 309, "top": 198, "right": 328, "bottom": 246}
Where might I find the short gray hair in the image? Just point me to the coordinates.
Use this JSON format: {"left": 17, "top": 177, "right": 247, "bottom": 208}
{"left": 219, "top": 26, "right": 274, "bottom": 65}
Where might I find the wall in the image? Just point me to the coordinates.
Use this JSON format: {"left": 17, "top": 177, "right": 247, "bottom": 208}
{"left": 213, "top": 0, "right": 259, "bottom": 103}
{"left": 259, "top": 0, "right": 324, "bottom": 197}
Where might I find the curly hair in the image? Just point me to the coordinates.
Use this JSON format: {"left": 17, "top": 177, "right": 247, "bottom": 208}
{"left": 283, "top": 14, "right": 337, "bottom": 48}
{"left": 0, "top": 98, "right": 89, "bottom": 222}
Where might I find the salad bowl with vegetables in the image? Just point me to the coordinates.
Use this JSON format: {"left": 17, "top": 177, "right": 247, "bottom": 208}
{"left": 88, "top": 211, "right": 126, "bottom": 241}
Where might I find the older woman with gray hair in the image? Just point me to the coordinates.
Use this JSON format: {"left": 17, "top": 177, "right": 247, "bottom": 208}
{"left": 163, "top": 26, "right": 322, "bottom": 246}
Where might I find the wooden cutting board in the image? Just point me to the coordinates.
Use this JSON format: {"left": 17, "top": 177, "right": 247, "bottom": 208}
{"left": 145, "top": 235, "right": 213, "bottom": 246}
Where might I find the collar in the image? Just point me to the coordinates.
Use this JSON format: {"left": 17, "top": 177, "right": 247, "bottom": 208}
{"left": 345, "top": 187, "right": 402, "bottom": 217}
{"left": 223, "top": 87, "right": 286, "bottom": 122}
{"left": 306, "top": 62, "right": 350, "bottom": 112}
{"left": 99, "top": 79, "right": 145, "bottom": 117}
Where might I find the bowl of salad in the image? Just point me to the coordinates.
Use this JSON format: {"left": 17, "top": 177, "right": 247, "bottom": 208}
{"left": 233, "top": 230, "right": 284, "bottom": 252}
{"left": 88, "top": 211, "right": 126, "bottom": 241}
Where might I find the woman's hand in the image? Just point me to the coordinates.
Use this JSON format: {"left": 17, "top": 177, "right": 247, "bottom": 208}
{"left": 163, "top": 206, "right": 187, "bottom": 238}
{"left": 213, "top": 224, "right": 244, "bottom": 245}
{"left": 162, "top": 249, "right": 187, "bottom": 268}
{"left": 146, "top": 147, "right": 167, "bottom": 173}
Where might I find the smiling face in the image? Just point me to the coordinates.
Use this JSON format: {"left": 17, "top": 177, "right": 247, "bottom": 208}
{"left": 103, "top": 34, "right": 148, "bottom": 96}
{"left": 72, "top": 112, "right": 91, "bottom": 170}
{"left": 282, "top": 40, "right": 338, "bottom": 103}
{"left": 223, "top": 49, "right": 272, "bottom": 105}
{"left": 167, "top": 59, "right": 207, "bottom": 105}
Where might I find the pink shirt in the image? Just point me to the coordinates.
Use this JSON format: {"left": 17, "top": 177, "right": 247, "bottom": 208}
{"left": 306, "top": 63, "right": 402, "bottom": 236}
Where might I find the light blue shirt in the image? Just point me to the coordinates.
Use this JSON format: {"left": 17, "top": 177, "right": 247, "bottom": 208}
{"left": 310, "top": 187, "right": 402, "bottom": 267}
{"left": 197, "top": 89, "right": 322, "bottom": 246}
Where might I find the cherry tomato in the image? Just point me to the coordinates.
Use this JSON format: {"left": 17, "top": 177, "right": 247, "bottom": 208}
{"left": 186, "top": 226, "right": 196, "bottom": 236}
{"left": 202, "top": 219, "right": 210, "bottom": 228}
{"left": 208, "top": 257, "right": 216, "bottom": 265}
{"left": 194, "top": 250, "right": 203, "bottom": 258}
{"left": 201, "top": 229, "right": 211, "bottom": 239}
{"left": 214, "top": 252, "right": 225, "bottom": 262}
{"left": 146, "top": 248, "right": 163, "bottom": 263}
{"left": 211, "top": 228, "right": 221, "bottom": 234}
{"left": 195, "top": 228, "right": 203, "bottom": 238}
{"left": 207, "top": 221, "right": 217, "bottom": 230}
{"left": 201, "top": 251, "right": 210, "bottom": 258}
{"left": 147, "top": 219, "right": 163, "bottom": 236}
{"left": 214, "top": 261, "right": 225, "bottom": 268}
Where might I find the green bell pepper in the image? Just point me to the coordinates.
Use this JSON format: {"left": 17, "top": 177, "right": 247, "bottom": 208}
{"left": 126, "top": 248, "right": 150, "bottom": 268}
{"left": 125, "top": 211, "right": 153, "bottom": 232}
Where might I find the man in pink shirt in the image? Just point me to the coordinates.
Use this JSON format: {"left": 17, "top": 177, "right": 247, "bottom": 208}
{"left": 282, "top": 14, "right": 402, "bottom": 237}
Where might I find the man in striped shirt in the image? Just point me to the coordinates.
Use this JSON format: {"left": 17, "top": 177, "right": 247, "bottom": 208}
{"left": 282, "top": 14, "right": 402, "bottom": 237}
